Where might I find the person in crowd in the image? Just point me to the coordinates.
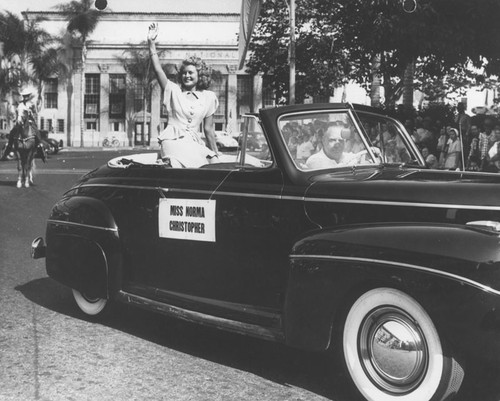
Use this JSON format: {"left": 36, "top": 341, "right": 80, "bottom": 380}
{"left": 287, "top": 135, "right": 298, "bottom": 159}
{"left": 295, "top": 128, "right": 315, "bottom": 163}
{"left": 436, "top": 125, "right": 448, "bottom": 168}
{"left": 1, "top": 88, "right": 46, "bottom": 162}
{"left": 479, "top": 118, "right": 495, "bottom": 171}
{"left": 345, "top": 129, "right": 365, "bottom": 154}
{"left": 403, "top": 118, "right": 416, "bottom": 139}
{"left": 484, "top": 124, "right": 500, "bottom": 172}
{"left": 466, "top": 124, "right": 481, "bottom": 171}
{"left": 422, "top": 146, "right": 439, "bottom": 169}
{"left": 147, "top": 22, "right": 219, "bottom": 167}
{"left": 415, "top": 116, "right": 436, "bottom": 154}
{"left": 455, "top": 102, "right": 471, "bottom": 157}
{"left": 443, "top": 127, "right": 462, "bottom": 170}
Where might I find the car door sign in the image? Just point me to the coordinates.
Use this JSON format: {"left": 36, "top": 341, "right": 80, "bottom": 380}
{"left": 158, "top": 198, "right": 216, "bottom": 242}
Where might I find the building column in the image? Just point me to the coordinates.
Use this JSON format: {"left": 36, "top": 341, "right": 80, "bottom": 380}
{"left": 72, "top": 67, "right": 82, "bottom": 148}
{"left": 99, "top": 64, "right": 110, "bottom": 147}
{"left": 226, "top": 64, "right": 238, "bottom": 134}
{"left": 253, "top": 73, "right": 263, "bottom": 112}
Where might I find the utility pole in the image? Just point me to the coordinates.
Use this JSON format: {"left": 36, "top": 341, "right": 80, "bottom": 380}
{"left": 289, "top": 0, "right": 296, "bottom": 105}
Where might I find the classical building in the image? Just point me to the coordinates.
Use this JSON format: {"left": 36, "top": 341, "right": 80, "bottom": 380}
{"left": 19, "top": 10, "right": 273, "bottom": 148}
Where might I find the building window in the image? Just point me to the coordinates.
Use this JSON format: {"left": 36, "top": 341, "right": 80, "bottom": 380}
{"left": 57, "top": 119, "right": 65, "bottom": 133}
{"left": 84, "top": 74, "right": 100, "bottom": 119}
{"left": 44, "top": 78, "right": 58, "bottom": 109}
{"left": 111, "top": 121, "right": 121, "bottom": 131}
{"left": 109, "top": 74, "right": 126, "bottom": 118}
{"left": 237, "top": 75, "right": 253, "bottom": 115}
{"left": 132, "top": 78, "right": 151, "bottom": 114}
{"left": 40, "top": 118, "right": 53, "bottom": 131}
{"left": 262, "top": 76, "right": 275, "bottom": 107}
{"left": 86, "top": 121, "right": 97, "bottom": 130}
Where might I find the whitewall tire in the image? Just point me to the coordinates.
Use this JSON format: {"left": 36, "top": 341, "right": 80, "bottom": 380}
{"left": 72, "top": 289, "right": 108, "bottom": 316}
{"left": 342, "top": 287, "right": 464, "bottom": 401}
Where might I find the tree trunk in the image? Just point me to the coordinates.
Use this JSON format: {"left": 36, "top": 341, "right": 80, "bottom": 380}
{"left": 370, "top": 53, "right": 382, "bottom": 107}
{"left": 402, "top": 61, "right": 414, "bottom": 108}
{"left": 142, "top": 87, "right": 146, "bottom": 147}
{"left": 80, "top": 43, "right": 87, "bottom": 147}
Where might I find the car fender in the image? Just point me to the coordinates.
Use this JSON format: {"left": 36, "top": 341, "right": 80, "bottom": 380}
{"left": 284, "top": 222, "right": 500, "bottom": 351}
{"left": 45, "top": 196, "right": 121, "bottom": 299}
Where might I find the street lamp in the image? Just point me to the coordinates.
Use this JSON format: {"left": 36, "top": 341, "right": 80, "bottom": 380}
{"left": 95, "top": 0, "right": 107, "bottom": 11}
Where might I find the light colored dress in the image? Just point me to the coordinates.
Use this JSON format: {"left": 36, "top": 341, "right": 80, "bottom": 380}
{"left": 158, "top": 80, "right": 219, "bottom": 167}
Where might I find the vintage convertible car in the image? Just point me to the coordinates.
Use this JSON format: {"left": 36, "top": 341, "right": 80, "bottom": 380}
{"left": 32, "top": 103, "right": 500, "bottom": 401}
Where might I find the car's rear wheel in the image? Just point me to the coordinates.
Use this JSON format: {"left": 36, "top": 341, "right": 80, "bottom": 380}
{"left": 342, "top": 287, "right": 464, "bottom": 401}
{"left": 72, "top": 289, "right": 108, "bottom": 316}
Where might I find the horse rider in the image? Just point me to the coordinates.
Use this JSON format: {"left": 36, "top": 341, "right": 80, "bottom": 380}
{"left": 1, "top": 88, "right": 46, "bottom": 162}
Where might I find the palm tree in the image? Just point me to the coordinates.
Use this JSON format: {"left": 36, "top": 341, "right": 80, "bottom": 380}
{"left": 116, "top": 43, "right": 161, "bottom": 146}
{"left": 55, "top": 0, "right": 102, "bottom": 147}
{"left": 51, "top": 31, "right": 79, "bottom": 147}
{"left": 0, "top": 11, "right": 52, "bottom": 127}
{"left": 402, "top": 61, "right": 415, "bottom": 108}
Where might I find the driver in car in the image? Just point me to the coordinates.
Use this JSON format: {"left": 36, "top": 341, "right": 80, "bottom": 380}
{"left": 305, "top": 126, "right": 359, "bottom": 169}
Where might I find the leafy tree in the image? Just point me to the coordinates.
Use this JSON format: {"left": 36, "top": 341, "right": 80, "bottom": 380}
{"left": 247, "top": 0, "right": 500, "bottom": 107}
{"left": 55, "top": 0, "right": 103, "bottom": 146}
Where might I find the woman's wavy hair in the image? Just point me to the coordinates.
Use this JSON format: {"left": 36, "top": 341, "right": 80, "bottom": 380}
{"left": 178, "top": 56, "right": 212, "bottom": 90}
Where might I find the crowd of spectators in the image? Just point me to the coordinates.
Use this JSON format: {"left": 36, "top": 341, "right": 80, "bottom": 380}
{"left": 406, "top": 102, "right": 500, "bottom": 172}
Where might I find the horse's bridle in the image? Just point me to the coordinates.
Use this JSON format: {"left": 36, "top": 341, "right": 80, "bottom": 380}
{"left": 14, "top": 120, "right": 36, "bottom": 145}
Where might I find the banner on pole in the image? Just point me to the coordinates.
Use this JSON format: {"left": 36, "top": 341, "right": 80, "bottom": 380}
{"left": 238, "top": 0, "right": 263, "bottom": 70}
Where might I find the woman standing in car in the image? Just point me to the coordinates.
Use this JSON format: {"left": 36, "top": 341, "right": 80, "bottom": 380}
{"left": 147, "top": 23, "right": 219, "bottom": 167}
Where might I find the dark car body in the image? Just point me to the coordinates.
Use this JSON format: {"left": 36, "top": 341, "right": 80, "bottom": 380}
{"left": 33, "top": 103, "right": 500, "bottom": 401}
{"left": 0, "top": 130, "right": 12, "bottom": 159}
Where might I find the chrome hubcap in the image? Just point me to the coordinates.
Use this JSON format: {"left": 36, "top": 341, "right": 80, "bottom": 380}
{"left": 82, "top": 293, "right": 101, "bottom": 304}
{"left": 358, "top": 306, "right": 428, "bottom": 394}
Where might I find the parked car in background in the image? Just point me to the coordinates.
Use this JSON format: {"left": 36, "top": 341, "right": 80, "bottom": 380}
{"left": 40, "top": 130, "right": 61, "bottom": 154}
{"left": 0, "top": 130, "right": 13, "bottom": 160}
{"left": 32, "top": 102, "right": 500, "bottom": 401}
{"left": 214, "top": 131, "right": 238, "bottom": 151}
{"left": 238, "top": 130, "right": 266, "bottom": 151}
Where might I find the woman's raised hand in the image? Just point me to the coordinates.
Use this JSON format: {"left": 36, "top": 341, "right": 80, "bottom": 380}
{"left": 147, "top": 23, "right": 158, "bottom": 42}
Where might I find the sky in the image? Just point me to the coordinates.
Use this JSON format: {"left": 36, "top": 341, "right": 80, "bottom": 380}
{"left": 0, "top": 0, "right": 241, "bottom": 16}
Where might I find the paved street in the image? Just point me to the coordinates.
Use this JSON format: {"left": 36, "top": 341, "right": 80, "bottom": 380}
{"left": 1, "top": 149, "right": 500, "bottom": 401}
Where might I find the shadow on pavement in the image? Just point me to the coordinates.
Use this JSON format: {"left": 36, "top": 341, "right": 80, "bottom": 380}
{"left": 17, "top": 277, "right": 500, "bottom": 401}
{"left": 16, "top": 277, "right": 361, "bottom": 401}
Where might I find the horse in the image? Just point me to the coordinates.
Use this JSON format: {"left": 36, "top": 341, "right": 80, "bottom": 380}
{"left": 12, "top": 109, "right": 37, "bottom": 188}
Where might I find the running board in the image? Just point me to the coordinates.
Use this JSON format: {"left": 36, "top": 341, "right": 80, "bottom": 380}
{"left": 117, "top": 291, "right": 284, "bottom": 342}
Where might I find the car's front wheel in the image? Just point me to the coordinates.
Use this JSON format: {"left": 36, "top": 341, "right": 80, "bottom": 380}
{"left": 342, "top": 287, "right": 464, "bottom": 401}
{"left": 72, "top": 289, "right": 108, "bottom": 316}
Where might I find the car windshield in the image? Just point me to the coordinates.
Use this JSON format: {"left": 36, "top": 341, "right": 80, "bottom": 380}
{"left": 278, "top": 109, "right": 421, "bottom": 171}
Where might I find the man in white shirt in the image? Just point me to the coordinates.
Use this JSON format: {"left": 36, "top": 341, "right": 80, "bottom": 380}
{"left": 305, "top": 126, "right": 356, "bottom": 169}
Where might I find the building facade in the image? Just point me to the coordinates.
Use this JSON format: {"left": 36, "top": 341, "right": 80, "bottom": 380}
{"left": 21, "top": 11, "right": 272, "bottom": 148}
